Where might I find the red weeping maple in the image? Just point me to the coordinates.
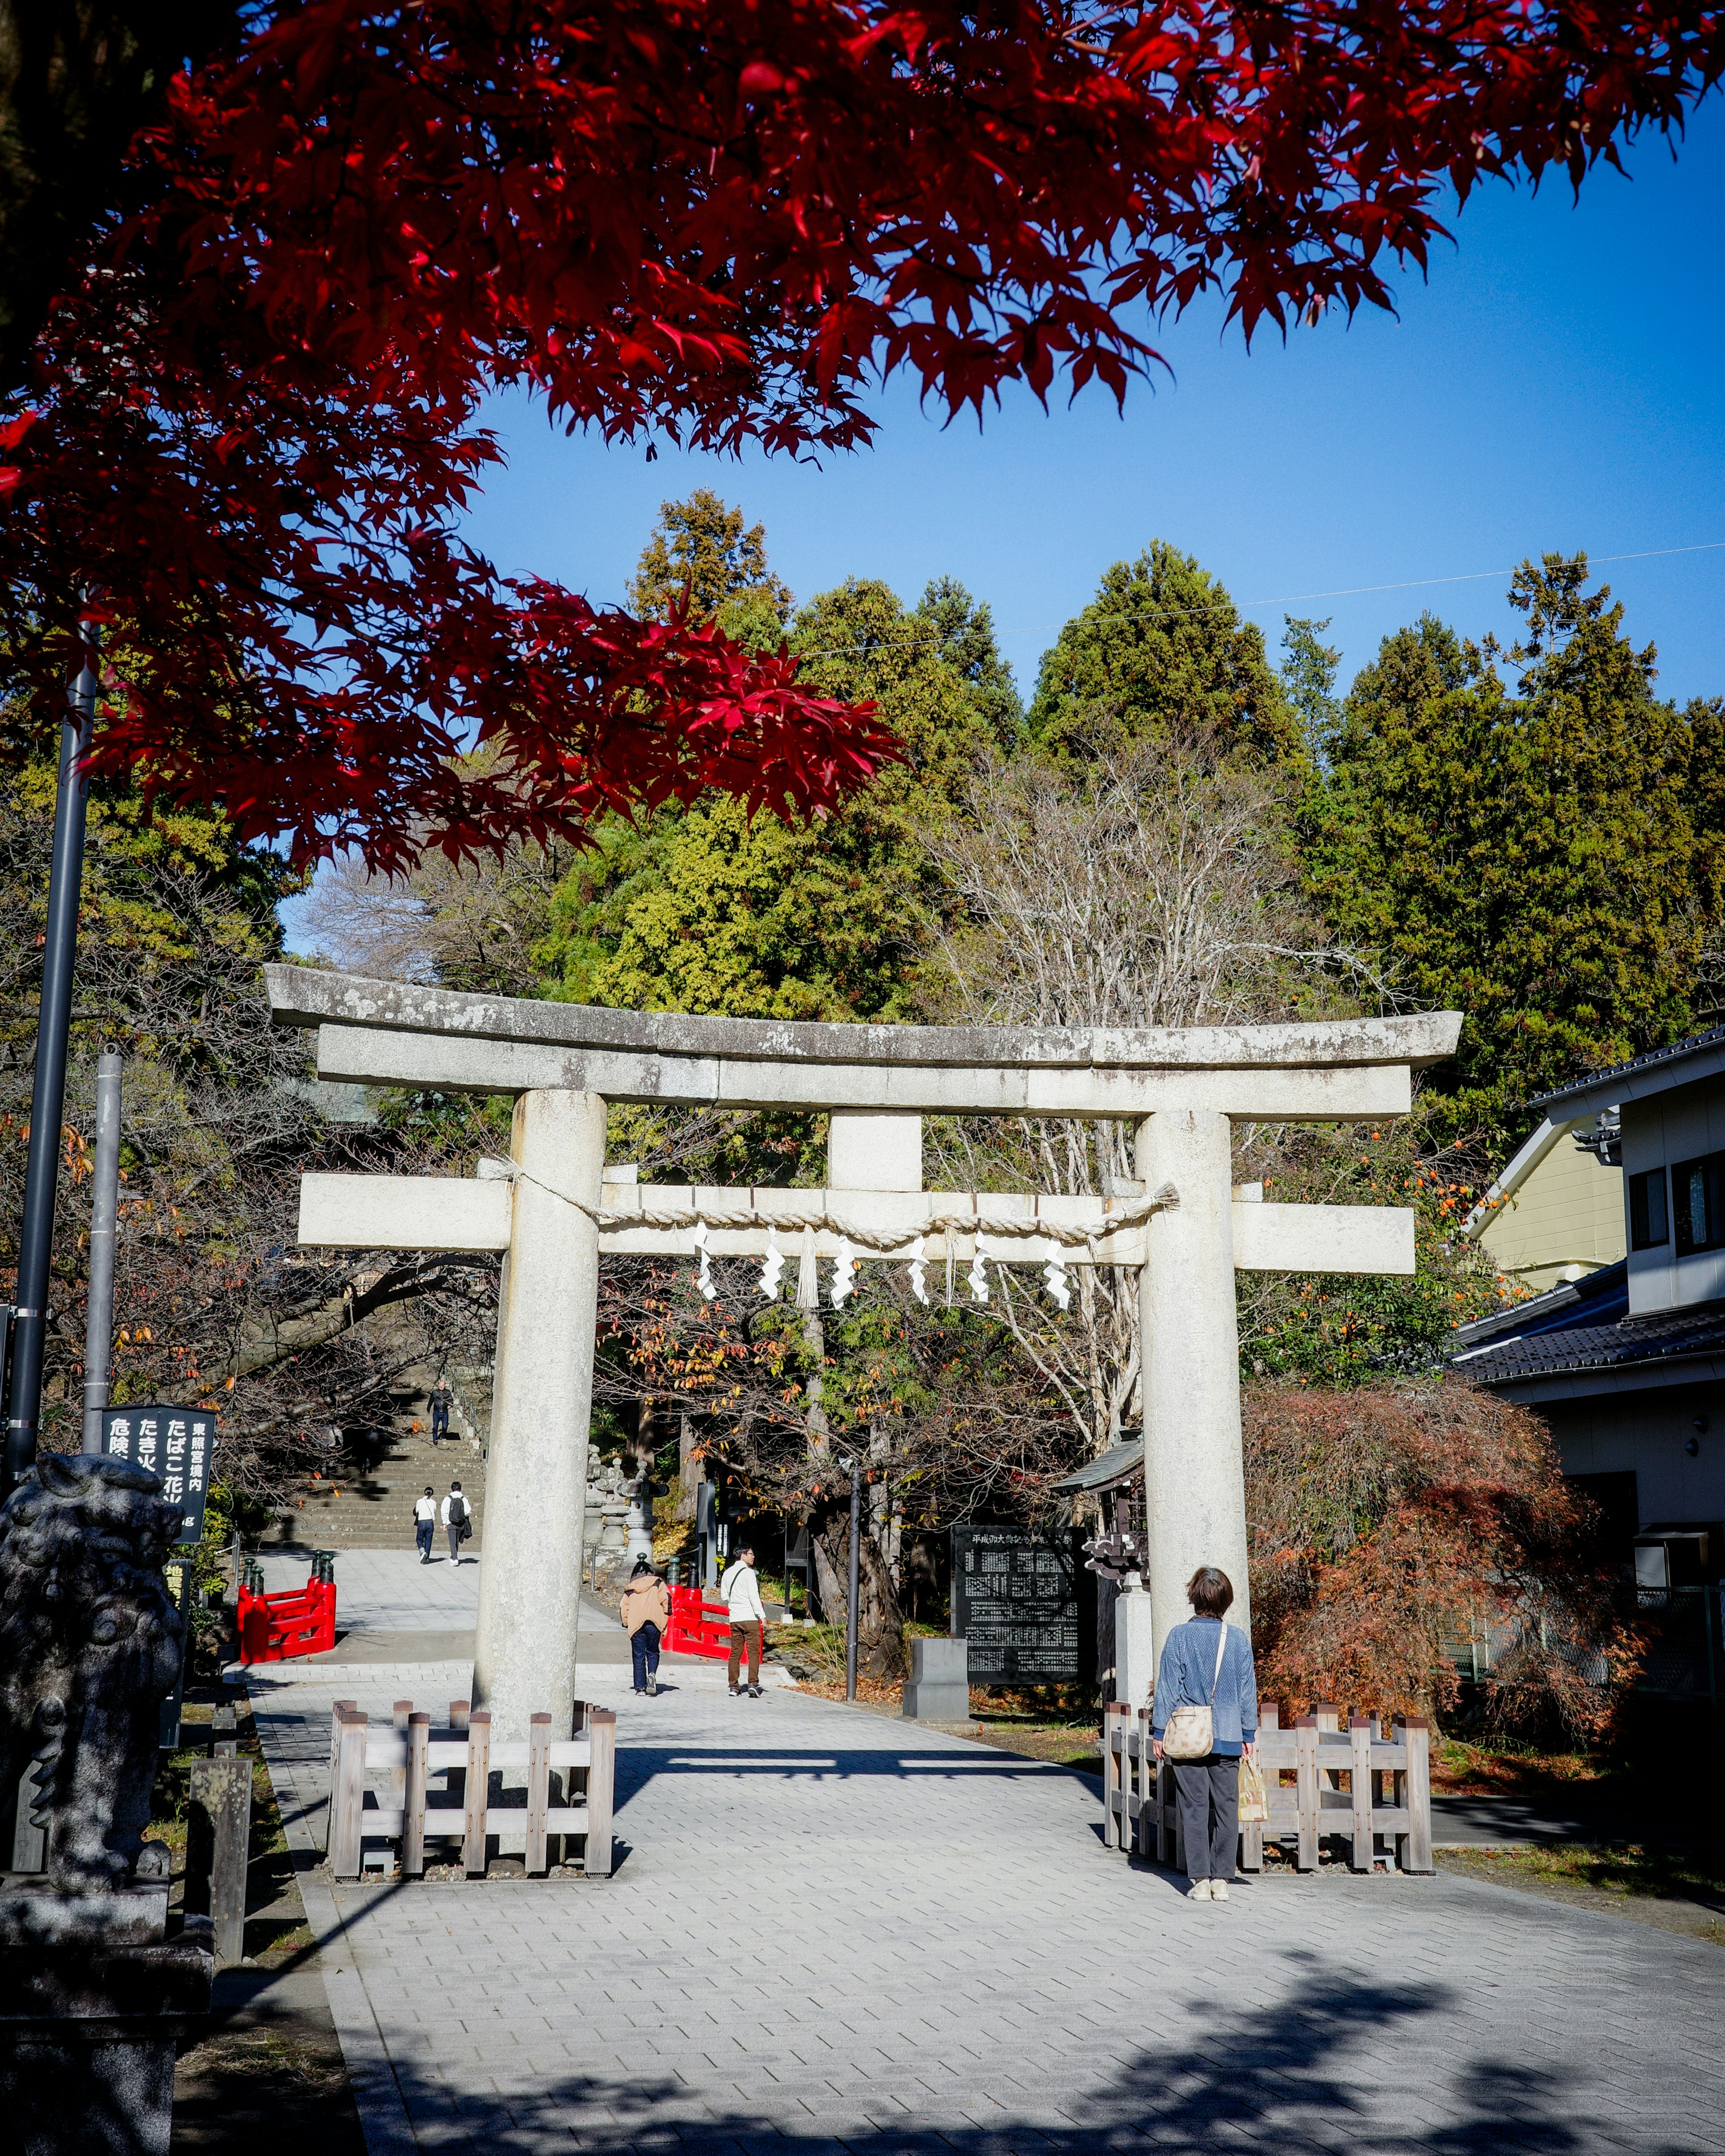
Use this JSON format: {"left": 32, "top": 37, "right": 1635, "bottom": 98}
{"left": 0, "top": 0, "right": 1720, "bottom": 866}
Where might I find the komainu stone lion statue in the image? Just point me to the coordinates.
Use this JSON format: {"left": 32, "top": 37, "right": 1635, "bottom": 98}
{"left": 0, "top": 1454, "right": 185, "bottom": 1890}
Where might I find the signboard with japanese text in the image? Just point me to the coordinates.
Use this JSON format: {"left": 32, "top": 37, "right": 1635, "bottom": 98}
{"left": 102, "top": 1404, "right": 215, "bottom": 1548}
{"left": 951, "top": 1525, "right": 1083, "bottom": 1683}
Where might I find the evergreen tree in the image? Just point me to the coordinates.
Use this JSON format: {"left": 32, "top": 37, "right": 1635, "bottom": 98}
{"left": 1027, "top": 540, "right": 1301, "bottom": 764}
{"left": 535, "top": 575, "right": 1017, "bottom": 1023}
{"left": 626, "top": 487, "right": 792, "bottom": 626}
{"left": 914, "top": 577, "right": 1023, "bottom": 745}
{"left": 1280, "top": 614, "right": 1343, "bottom": 768}
{"left": 1303, "top": 558, "right": 1715, "bottom": 1152}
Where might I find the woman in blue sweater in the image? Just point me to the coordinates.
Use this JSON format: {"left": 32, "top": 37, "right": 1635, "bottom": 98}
{"left": 1150, "top": 1565, "right": 1259, "bottom": 1901}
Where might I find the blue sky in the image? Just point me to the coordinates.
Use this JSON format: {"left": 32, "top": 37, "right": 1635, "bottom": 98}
{"left": 459, "top": 99, "right": 1725, "bottom": 711}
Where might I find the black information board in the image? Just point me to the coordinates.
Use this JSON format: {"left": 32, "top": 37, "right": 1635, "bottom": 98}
{"left": 102, "top": 1403, "right": 216, "bottom": 1548}
{"left": 951, "top": 1525, "right": 1081, "bottom": 1682}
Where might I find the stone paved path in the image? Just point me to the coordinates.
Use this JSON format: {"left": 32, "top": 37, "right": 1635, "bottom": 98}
{"left": 248, "top": 1614, "right": 1725, "bottom": 2156}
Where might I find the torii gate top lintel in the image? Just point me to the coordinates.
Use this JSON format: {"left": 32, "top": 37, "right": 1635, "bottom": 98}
{"left": 265, "top": 967, "right": 1460, "bottom": 1122}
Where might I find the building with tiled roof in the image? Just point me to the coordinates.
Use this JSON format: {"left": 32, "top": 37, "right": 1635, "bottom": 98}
{"left": 1451, "top": 1027, "right": 1725, "bottom": 1601}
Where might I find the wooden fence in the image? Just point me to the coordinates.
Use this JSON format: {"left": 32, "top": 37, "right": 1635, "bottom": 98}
{"left": 1103, "top": 1701, "right": 1433, "bottom": 1874}
{"left": 325, "top": 1696, "right": 616, "bottom": 1880}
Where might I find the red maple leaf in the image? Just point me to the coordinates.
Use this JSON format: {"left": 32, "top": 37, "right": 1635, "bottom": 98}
{"left": 0, "top": 1, "right": 1717, "bottom": 865}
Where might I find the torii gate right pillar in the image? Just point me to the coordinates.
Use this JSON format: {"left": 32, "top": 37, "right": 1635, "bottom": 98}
{"left": 1137, "top": 1109, "right": 1252, "bottom": 1652}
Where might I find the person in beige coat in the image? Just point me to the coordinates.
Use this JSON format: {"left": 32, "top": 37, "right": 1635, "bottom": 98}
{"left": 621, "top": 1559, "right": 672, "bottom": 1695}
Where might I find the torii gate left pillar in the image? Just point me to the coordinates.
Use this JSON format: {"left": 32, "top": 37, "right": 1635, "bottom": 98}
{"left": 473, "top": 1088, "right": 605, "bottom": 1743}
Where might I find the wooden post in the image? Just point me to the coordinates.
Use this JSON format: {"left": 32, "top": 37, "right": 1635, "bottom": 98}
{"left": 1240, "top": 1721, "right": 1263, "bottom": 1873}
{"left": 325, "top": 1698, "right": 356, "bottom": 1854}
{"left": 402, "top": 1713, "right": 429, "bottom": 1878}
{"left": 585, "top": 1706, "right": 616, "bottom": 1878}
{"left": 525, "top": 1712, "right": 552, "bottom": 1876}
{"left": 1135, "top": 1707, "right": 1154, "bottom": 1860}
{"left": 189, "top": 1754, "right": 251, "bottom": 1966}
{"left": 1400, "top": 1716, "right": 1433, "bottom": 1873}
{"left": 1153, "top": 1739, "right": 1174, "bottom": 1868}
{"left": 1294, "top": 1716, "right": 1319, "bottom": 1871}
{"left": 391, "top": 1699, "right": 411, "bottom": 1804}
{"left": 1314, "top": 1701, "right": 1342, "bottom": 1804}
{"left": 1253, "top": 1703, "right": 1281, "bottom": 1869}
{"left": 331, "top": 1709, "right": 367, "bottom": 1880}
{"left": 445, "top": 1697, "right": 471, "bottom": 1817}
{"left": 1103, "top": 1702, "right": 1127, "bottom": 1852}
{"left": 464, "top": 1710, "right": 491, "bottom": 1876}
{"left": 1349, "top": 1717, "right": 1375, "bottom": 1872}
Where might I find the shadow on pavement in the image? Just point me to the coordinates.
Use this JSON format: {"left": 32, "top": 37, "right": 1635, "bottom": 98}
{"left": 366, "top": 1958, "right": 1687, "bottom": 2155}
{"left": 612, "top": 1742, "right": 1087, "bottom": 1810}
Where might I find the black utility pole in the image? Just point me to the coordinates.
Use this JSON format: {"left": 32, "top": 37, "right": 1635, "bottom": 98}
{"left": 3, "top": 624, "right": 97, "bottom": 1495}
{"left": 844, "top": 1455, "right": 862, "bottom": 1701}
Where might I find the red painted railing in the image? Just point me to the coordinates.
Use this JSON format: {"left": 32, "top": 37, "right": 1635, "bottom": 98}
{"left": 239, "top": 1562, "right": 337, "bottom": 1663}
{"left": 666, "top": 1583, "right": 732, "bottom": 1660}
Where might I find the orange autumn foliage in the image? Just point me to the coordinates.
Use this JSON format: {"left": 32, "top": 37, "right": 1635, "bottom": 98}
{"left": 1244, "top": 1381, "right": 1639, "bottom": 1738}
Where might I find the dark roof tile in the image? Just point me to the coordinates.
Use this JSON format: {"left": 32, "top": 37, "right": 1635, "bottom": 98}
{"left": 1451, "top": 1290, "right": 1725, "bottom": 1384}
{"left": 1531, "top": 1024, "right": 1725, "bottom": 1111}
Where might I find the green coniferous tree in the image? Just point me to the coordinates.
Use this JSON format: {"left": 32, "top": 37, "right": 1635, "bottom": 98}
{"left": 1280, "top": 614, "right": 1344, "bottom": 768}
{"left": 535, "top": 569, "right": 1019, "bottom": 1023}
{"left": 1303, "top": 557, "right": 1718, "bottom": 1153}
{"left": 1027, "top": 539, "right": 1301, "bottom": 764}
{"left": 627, "top": 487, "right": 792, "bottom": 626}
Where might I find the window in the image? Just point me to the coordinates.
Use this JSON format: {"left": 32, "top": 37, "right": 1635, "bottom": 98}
{"left": 1629, "top": 1166, "right": 1669, "bottom": 1250}
{"left": 1672, "top": 1150, "right": 1725, "bottom": 1255}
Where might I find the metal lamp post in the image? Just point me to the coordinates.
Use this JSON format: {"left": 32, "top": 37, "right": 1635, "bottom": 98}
{"left": 3, "top": 624, "right": 97, "bottom": 1494}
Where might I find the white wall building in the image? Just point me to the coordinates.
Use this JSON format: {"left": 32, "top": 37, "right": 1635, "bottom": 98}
{"left": 1453, "top": 1026, "right": 1725, "bottom": 1602}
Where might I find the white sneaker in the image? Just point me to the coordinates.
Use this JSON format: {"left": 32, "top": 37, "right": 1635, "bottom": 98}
{"left": 1188, "top": 1878, "right": 1213, "bottom": 1900}
{"left": 1212, "top": 1880, "right": 1231, "bottom": 1901}
{"left": 647, "top": 1677, "right": 657, "bottom": 1696}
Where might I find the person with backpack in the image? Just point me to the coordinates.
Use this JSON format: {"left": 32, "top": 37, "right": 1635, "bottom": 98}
{"left": 620, "top": 1559, "right": 672, "bottom": 1695}
{"left": 413, "top": 1485, "right": 437, "bottom": 1563}
{"left": 1150, "top": 1564, "right": 1258, "bottom": 1901}
{"left": 441, "top": 1479, "right": 473, "bottom": 1564}
{"left": 720, "top": 1539, "right": 768, "bottom": 1697}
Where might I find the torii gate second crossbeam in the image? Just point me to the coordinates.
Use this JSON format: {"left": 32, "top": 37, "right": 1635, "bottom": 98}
{"left": 267, "top": 968, "right": 1461, "bottom": 1740}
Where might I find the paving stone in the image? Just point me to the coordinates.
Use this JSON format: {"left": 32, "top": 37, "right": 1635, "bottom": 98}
{"left": 248, "top": 1550, "right": 1725, "bottom": 2156}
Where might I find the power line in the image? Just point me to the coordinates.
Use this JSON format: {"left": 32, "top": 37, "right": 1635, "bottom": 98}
{"left": 795, "top": 538, "right": 1725, "bottom": 660}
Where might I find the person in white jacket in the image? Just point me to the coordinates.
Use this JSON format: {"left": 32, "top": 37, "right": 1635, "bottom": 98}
{"left": 720, "top": 1542, "right": 767, "bottom": 1697}
{"left": 413, "top": 1486, "right": 437, "bottom": 1564}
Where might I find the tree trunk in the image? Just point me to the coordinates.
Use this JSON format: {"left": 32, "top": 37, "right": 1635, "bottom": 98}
{"left": 676, "top": 1409, "right": 700, "bottom": 1523}
{"left": 801, "top": 1304, "right": 840, "bottom": 1618}
{"left": 809, "top": 1495, "right": 848, "bottom": 1629}
{"left": 810, "top": 1483, "right": 906, "bottom": 1681}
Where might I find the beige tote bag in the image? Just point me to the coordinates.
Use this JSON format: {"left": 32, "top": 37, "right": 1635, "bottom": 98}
{"left": 1161, "top": 1623, "right": 1229, "bottom": 1761}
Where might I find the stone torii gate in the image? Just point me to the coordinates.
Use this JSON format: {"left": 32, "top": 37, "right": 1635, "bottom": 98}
{"left": 267, "top": 968, "right": 1460, "bottom": 1739}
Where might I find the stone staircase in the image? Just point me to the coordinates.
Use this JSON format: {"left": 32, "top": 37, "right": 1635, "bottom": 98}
{"left": 271, "top": 1422, "right": 488, "bottom": 1551}
{"left": 267, "top": 1356, "right": 491, "bottom": 1552}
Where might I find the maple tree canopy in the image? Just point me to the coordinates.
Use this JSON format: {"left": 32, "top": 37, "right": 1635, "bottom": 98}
{"left": 0, "top": 1, "right": 1719, "bottom": 870}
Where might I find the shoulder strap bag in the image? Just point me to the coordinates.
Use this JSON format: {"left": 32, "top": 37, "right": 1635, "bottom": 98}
{"left": 1161, "top": 1624, "right": 1229, "bottom": 1761}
